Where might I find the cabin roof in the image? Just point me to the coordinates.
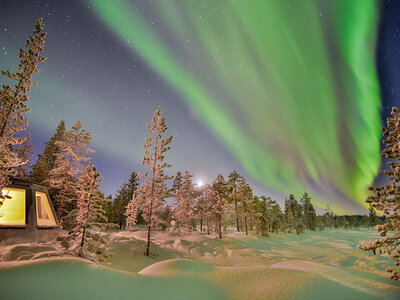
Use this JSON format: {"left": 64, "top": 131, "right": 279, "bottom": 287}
{"left": 8, "top": 177, "right": 49, "bottom": 191}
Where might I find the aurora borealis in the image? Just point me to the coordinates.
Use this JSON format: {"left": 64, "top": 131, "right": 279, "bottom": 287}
{"left": 87, "top": 0, "right": 381, "bottom": 213}
{"left": 0, "top": 1, "right": 398, "bottom": 213}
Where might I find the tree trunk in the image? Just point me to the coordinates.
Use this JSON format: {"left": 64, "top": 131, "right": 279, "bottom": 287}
{"left": 245, "top": 214, "right": 248, "bottom": 235}
{"left": 233, "top": 182, "right": 239, "bottom": 232}
{"left": 200, "top": 214, "right": 203, "bottom": 232}
{"left": 146, "top": 218, "right": 151, "bottom": 256}
{"left": 218, "top": 214, "right": 222, "bottom": 239}
{"left": 243, "top": 201, "right": 248, "bottom": 235}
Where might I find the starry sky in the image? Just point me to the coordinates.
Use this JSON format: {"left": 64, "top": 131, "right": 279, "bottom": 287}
{"left": 0, "top": 0, "right": 399, "bottom": 214}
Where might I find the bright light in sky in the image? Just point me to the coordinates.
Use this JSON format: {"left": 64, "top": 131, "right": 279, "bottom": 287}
{"left": 197, "top": 180, "right": 203, "bottom": 187}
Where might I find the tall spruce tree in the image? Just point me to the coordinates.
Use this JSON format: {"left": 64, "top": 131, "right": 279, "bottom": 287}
{"left": 300, "top": 192, "right": 316, "bottom": 231}
{"left": 46, "top": 121, "right": 93, "bottom": 224}
{"left": 113, "top": 171, "right": 140, "bottom": 228}
{"left": 227, "top": 170, "right": 242, "bottom": 232}
{"left": 125, "top": 192, "right": 139, "bottom": 231}
{"left": 368, "top": 206, "right": 379, "bottom": 228}
{"left": 172, "top": 171, "right": 183, "bottom": 192}
{"left": 359, "top": 107, "right": 400, "bottom": 281}
{"left": 210, "top": 174, "right": 228, "bottom": 239}
{"left": 65, "top": 165, "right": 111, "bottom": 262}
{"left": 31, "top": 120, "right": 66, "bottom": 183}
{"left": 173, "top": 170, "right": 196, "bottom": 234}
{"left": 203, "top": 184, "right": 216, "bottom": 235}
{"left": 0, "top": 19, "right": 46, "bottom": 197}
{"left": 237, "top": 178, "right": 253, "bottom": 235}
{"left": 140, "top": 106, "right": 172, "bottom": 256}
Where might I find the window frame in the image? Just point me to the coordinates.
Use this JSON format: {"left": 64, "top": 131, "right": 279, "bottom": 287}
{"left": 34, "top": 188, "right": 59, "bottom": 229}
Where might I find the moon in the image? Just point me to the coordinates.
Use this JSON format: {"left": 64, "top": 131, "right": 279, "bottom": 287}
{"left": 197, "top": 180, "right": 203, "bottom": 187}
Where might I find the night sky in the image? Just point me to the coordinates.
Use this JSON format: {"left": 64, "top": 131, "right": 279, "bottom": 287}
{"left": 0, "top": 0, "right": 399, "bottom": 214}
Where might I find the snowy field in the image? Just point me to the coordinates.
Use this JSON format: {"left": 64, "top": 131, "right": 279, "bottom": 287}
{"left": 0, "top": 229, "right": 399, "bottom": 299}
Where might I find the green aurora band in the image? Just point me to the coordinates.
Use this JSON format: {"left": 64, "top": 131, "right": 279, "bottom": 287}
{"left": 89, "top": 0, "right": 381, "bottom": 213}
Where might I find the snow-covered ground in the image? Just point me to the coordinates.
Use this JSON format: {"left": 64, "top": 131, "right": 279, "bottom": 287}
{"left": 1, "top": 229, "right": 399, "bottom": 299}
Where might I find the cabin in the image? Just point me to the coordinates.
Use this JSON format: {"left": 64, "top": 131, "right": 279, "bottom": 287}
{"left": 0, "top": 178, "right": 62, "bottom": 242}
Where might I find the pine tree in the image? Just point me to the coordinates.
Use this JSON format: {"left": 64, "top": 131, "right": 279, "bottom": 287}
{"left": 172, "top": 171, "right": 183, "bottom": 192}
{"left": 46, "top": 121, "right": 93, "bottom": 224}
{"left": 210, "top": 174, "right": 228, "bottom": 239}
{"left": 322, "top": 205, "right": 335, "bottom": 229}
{"left": 113, "top": 171, "right": 140, "bottom": 228}
{"left": 300, "top": 192, "right": 317, "bottom": 231}
{"left": 203, "top": 184, "right": 216, "bottom": 235}
{"left": 359, "top": 107, "right": 400, "bottom": 281}
{"left": 140, "top": 106, "right": 172, "bottom": 256}
{"left": 31, "top": 120, "right": 66, "bottom": 183}
{"left": 368, "top": 206, "right": 379, "bottom": 228}
{"left": 65, "top": 165, "right": 111, "bottom": 262}
{"left": 0, "top": 19, "right": 46, "bottom": 197}
{"left": 173, "top": 170, "right": 196, "bottom": 234}
{"left": 125, "top": 192, "right": 139, "bottom": 231}
{"left": 227, "top": 170, "right": 242, "bottom": 232}
{"left": 195, "top": 185, "right": 209, "bottom": 233}
{"left": 237, "top": 178, "right": 253, "bottom": 235}
{"left": 14, "top": 132, "right": 33, "bottom": 179}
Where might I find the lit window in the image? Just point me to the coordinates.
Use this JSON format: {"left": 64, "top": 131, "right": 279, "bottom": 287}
{"left": 36, "top": 191, "right": 57, "bottom": 227}
{"left": 0, "top": 188, "right": 26, "bottom": 226}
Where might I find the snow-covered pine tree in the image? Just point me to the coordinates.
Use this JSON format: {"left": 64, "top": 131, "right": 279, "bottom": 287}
{"left": 173, "top": 170, "right": 196, "bottom": 234}
{"left": 31, "top": 120, "right": 66, "bottom": 183}
{"left": 65, "top": 165, "right": 111, "bottom": 262}
{"left": 113, "top": 171, "right": 140, "bottom": 228}
{"left": 227, "top": 170, "right": 242, "bottom": 232}
{"left": 359, "top": 107, "right": 400, "bottom": 281}
{"left": 237, "top": 178, "right": 253, "bottom": 235}
{"left": 210, "top": 174, "right": 228, "bottom": 239}
{"left": 14, "top": 132, "right": 33, "bottom": 179}
{"left": 0, "top": 19, "right": 46, "bottom": 198}
{"left": 203, "top": 184, "right": 216, "bottom": 235}
{"left": 141, "top": 106, "right": 173, "bottom": 256}
{"left": 46, "top": 121, "right": 94, "bottom": 224}
{"left": 125, "top": 192, "right": 140, "bottom": 231}
{"left": 172, "top": 171, "right": 183, "bottom": 193}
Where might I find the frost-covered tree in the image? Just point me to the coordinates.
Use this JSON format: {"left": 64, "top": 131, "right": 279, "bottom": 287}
{"left": 173, "top": 170, "right": 196, "bottom": 234}
{"left": 172, "top": 171, "right": 183, "bottom": 192}
{"left": 210, "top": 174, "right": 228, "bottom": 239}
{"left": 359, "top": 107, "right": 400, "bottom": 281}
{"left": 0, "top": 19, "right": 46, "bottom": 198}
{"left": 46, "top": 121, "right": 94, "bottom": 224}
{"left": 227, "top": 170, "right": 242, "bottom": 232}
{"left": 113, "top": 171, "right": 140, "bottom": 228}
{"left": 194, "top": 185, "right": 210, "bottom": 233}
{"left": 202, "top": 184, "right": 216, "bottom": 234}
{"left": 65, "top": 165, "right": 111, "bottom": 262}
{"left": 31, "top": 120, "right": 65, "bottom": 183}
{"left": 125, "top": 192, "right": 139, "bottom": 231}
{"left": 140, "top": 106, "right": 172, "bottom": 256}
{"left": 237, "top": 178, "right": 253, "bottom": 235}
{"left": 14, "top": 132, "right": 33, "bottom": 179}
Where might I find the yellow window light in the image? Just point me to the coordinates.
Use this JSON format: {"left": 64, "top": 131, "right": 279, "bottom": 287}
{"left": 0, "top": 188, "right": 26, "bottom": 226}
{"left": 35, "top": 191, "right": 57, "bottom": 227}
